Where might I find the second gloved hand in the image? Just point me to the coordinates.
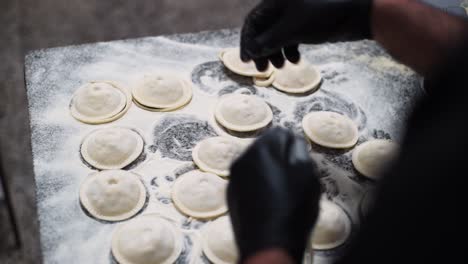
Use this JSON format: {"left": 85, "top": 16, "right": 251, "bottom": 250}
{"left": 241, "top": 0, "right": 373, "bottom": 70}
{"left": 227, "top": 127, "right": 322, "bottom": 263}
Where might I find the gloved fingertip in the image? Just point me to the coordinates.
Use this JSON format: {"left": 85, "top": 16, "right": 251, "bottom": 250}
{"left": 254, "top": 58, "right": 269, "bottom": 72}
{"left": 270, "top": 52, "right": 285, "bottom": 68}
{"left": 240, "top": 51, "right": 251, "bottom": 63}
{"left": 257, "top": 127, "right": 293, "bottom": 147}
{"left": 288, "top": 53, "right": 301, "bottom": 64}
{"left": 284, "top": 45, "right": 301, "bottom": 64}
{"left": 271, "top": 59, "right": 285, "bottom": 69}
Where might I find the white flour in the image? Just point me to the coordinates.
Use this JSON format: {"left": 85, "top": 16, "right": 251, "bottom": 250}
{"left": 25, "top": 29, "right": 424, "bottom": 264}
{"left": 462, "top": 0, "right": 468, "bottom": 15}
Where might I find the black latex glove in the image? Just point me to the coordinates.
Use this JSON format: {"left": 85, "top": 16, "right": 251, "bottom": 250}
{"left": 241, "top": 0, "right": 373, "bottom": 70}
{"left": 228, "top": 127, "right": 321, "bottom": 263}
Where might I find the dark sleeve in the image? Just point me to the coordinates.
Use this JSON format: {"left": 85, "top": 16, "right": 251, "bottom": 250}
{"left": 335, "top": 39, "right": 468, "bottom": 263}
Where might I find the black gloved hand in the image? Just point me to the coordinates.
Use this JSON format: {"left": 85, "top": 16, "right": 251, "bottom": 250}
{"left": 241, "top": 0, "right": 373, "bottom": 70}
{"left": 227, "top": 127, "right": 321, "bottom": 263}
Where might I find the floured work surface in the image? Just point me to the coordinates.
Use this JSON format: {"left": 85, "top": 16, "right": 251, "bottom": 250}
{"left": 25, "top": 29, "right": 424, "bottom": 264}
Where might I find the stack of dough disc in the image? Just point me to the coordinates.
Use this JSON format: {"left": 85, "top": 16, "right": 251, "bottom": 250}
{"left": 111, "top": 214, "right": 183, "bottom": 264}
{"left": 192, "top": 136, "right": 249, "bottom": 177}
{"left": 219, "top": 48, "right": 273, "bottom": 78}
{"left": 302, "top": 111, "right": 359, "bottom": 149}
{"left": 79, "top": 170, "right": 146, "bottom": 221}
{"left": 215, "top": 94, "right": 273, "bottom": 132}
{"left": 252, "top": 74, "right": 275, "bottom": 87}
{"left": 202, "top": 216, "right": 239, "bottom": 264}
{"left": 220, "top": 48, "right": 321, "bottom": 95}
{"left": 132, "top": 73, "right": 192, "bottom": 112}
{"left": 311, "top": 200, "right": 352, "bottom": 250}
{"left": 352, "top": 139, "right": 399, "bottom": 180}
{"left": 70, "top": 81, "right": 131, "bottom": 124}
{"left": 80, "top": 127, "right": 144, "bottom": 170}
{"left": 171, "top": 170, "right": 228, "bottom": 219}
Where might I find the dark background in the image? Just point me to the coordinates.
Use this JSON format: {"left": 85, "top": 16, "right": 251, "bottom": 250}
{"left": 0, "top": 0, "right": 465, "bottom": 263}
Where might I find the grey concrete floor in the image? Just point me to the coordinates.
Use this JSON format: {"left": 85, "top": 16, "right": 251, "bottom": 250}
{"left": 0, "top": 0, "right": 256, "bottom": 263}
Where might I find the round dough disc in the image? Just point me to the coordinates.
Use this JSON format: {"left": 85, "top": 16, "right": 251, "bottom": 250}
{"left": 81, "top": 127, "right": 144, "bottom": 170}
{"left": 352, "top": 139, "right": 399, "bottom": 179}
{"left": 192, "top": 137, "right": 248, "bottom": 177}
{"left": 112, "top": 214, "right": 183, "bottom": 264}
{"left": 220, "top": 48, "right": 273, "bottom": 78}
{"left": 253, "top": 74, "right": 275, "bottom": 87}
{"left": 70, "top": 81, "right": 130, "bottom": 124}
{"left": 311, "top": 200, "right": 352, "bottom": 250}
{"left": 132, "top": 74, "right": 192, "bottom": 110}
{"left": 202, "top": 216, "right": 239, "bottom": 264}
{"left": 171, "top": 170, "right": 228, "bottom": 219}
{"left": 215, "top": 94, "right": 273, "bottom": 132}
{"left": 79, "top": 170, "right": 146, "bottom": 221}
{"left": 272, "top": 60, "right": 322, "bottom": 94}
{"left": 302, "top": 111, "right": 359, "bottom": 149}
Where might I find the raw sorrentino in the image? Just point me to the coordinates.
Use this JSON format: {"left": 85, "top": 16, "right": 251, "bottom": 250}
{"left": 269, "top": 60, "right": 322, "bottom": 94}
{"left": 220, "top": 48, "right": 274, "bottom": 78}
{"left": 171, "top": 170, "right": 228, "bottom": 219}
{"left": 352, "top": 139, "right": 399, "bottom": 179}
{"left": 70, "top": 81, "right": 131, "bottom": 124}
{"left": 79, "top": 170, "right": 146, "bottom": 222}
{"left": 80, "top": 127, "right": 144, "bottom": 170}
{"left": 192, "top": 136, "right": 249, "bottom": 177}
{"left": 311, "top": 199, "right": 352, "bottom": 250}
{"left": 215, "top": 94, "right": 273, "bottom": 132}
{"left": 302, "top": 111, "right": 359, "bottom": 149}
{"left": 132, "top": 73, "right": 192, "bottom": 111}
{"left": 202, "top": 216, "right": 239, "bottom": 264}
{"left": 111, "top": 214, "right": 183, "bottom": 264}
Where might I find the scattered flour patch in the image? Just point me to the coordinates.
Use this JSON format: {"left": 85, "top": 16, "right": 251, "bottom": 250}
{"left": 24, "top": 29, "right": 423, "bottom": 263}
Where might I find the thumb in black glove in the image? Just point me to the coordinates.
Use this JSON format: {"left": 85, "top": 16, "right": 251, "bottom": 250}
{"left": 241, "top": 0, "right": 373, "bottom": 71}
{"left": 227, "top": 127, "right": 321, "bottom": 263}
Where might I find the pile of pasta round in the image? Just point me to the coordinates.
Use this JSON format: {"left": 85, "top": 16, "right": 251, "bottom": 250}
{"left": 69, "top": 68, "right": 244, "bottom": 263}
{"left": 66, "top": 45, "right": 401, "bottom": 264}
{"left": 220, "top": 48, "right": 400, "bottom": 180}
{"left": 220, "top": 48, "right": 322, "bottom": 94}
{"left": 220, "top": 49, "right": 401, "bottom": 253}
{"left": 301, "top": 110, "right": 399, "bottom": 180}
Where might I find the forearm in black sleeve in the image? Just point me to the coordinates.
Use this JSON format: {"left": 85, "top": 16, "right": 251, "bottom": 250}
{"left": 335, "top": 40, "right": 468, "bottom": 264}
